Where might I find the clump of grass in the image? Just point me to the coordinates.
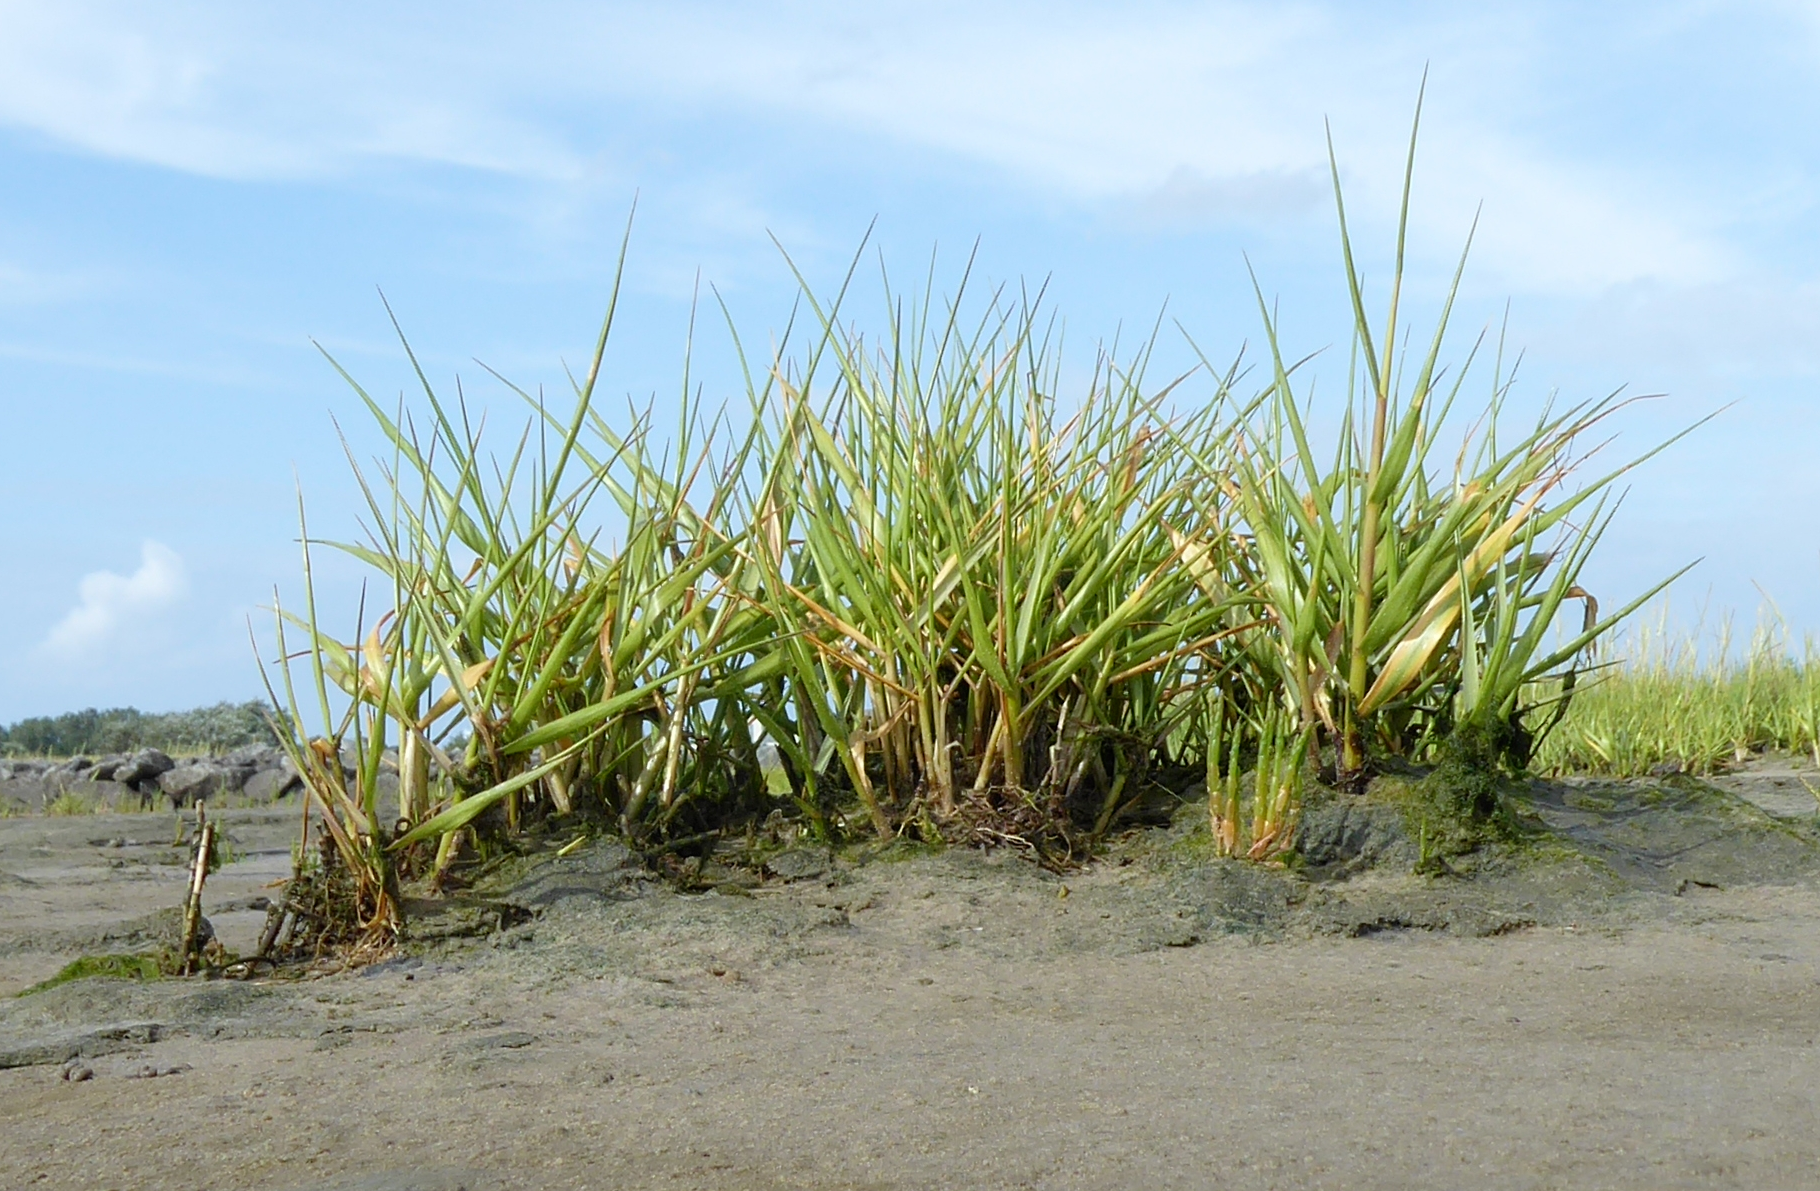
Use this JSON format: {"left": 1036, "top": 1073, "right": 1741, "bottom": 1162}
{"left": 43, "top": 791, "right": 95, "bottom": 816}
{"left": 1192, "top": 92, "right": 1697, "bottom": 792}
{"left": 263, "top": 100, "right": 1691, "bottom": 937}
{"left": 1205, "top": 703, "right": 1309, "bottom": 861}
{"left": 1408, "top": 718, "right": 1527, "bottom": 867}
{"left": 729, "top": 256, "right": 1249, "bottom": 855}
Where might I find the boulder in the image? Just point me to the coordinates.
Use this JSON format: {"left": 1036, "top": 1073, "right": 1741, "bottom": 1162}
{"left": 68, "top": 778, "right": 139, "bottom": 811}
{"left": 508, "top": 839, "right": 638, "bottom": 907}
{"left": 372, "top": 770, "right": 401, "bottom": 823}
{"left": 243, "top": 767, "right": 303, "bottom": 803}
{"left": 0, "top": 776, "right": 50, "bottom": 811}
{"left": 113, "top": 748, "right": 175, "bottom": 789}
{"left": 223, "top": 743, "right": 284, "bottom": 771}
{"left": 88, "top": 754, "right": 128, "bottom": 782}
{"left": 156, "top": 761, "right": 251, "bottom": 807}
{"left": 46, "top": 757, "right": 93, "bottom": 781}
{"left": 9, "top": 776, "right": 137, "bottom": 812}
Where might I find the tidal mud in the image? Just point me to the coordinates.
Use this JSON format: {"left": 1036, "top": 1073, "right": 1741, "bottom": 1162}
{"left": 3, "top": 761, "right": 1818, "bottom": 1189}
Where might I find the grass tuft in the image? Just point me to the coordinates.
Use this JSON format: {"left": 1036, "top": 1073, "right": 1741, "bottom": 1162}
{"left": 261, "top": 103, "right": 1698, "bottom": 937}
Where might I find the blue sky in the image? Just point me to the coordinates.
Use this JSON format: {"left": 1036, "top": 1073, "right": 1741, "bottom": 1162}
{"left": 1, "top": 0, "right": 1817, "bottom": 721}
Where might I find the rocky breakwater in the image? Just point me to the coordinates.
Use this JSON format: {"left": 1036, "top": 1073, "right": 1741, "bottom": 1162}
{"left": 0, "top": 744, "right": 304, "bottom": 814}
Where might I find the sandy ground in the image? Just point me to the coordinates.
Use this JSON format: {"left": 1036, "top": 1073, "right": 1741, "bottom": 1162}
{"left": 2, "top": 762, "right": 1819, "bottom": 1190}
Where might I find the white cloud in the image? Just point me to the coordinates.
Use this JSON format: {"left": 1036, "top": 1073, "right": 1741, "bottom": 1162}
{"left": 40, "top": 541, "right": 188, "bottom": 658}
{"left": 0, "top": 2, "right": 584, "bottom": 181}
{"left": 579, "top": 2, "right": 1740, "bottom": 292}
{"left": 0, "top": 1, "right": 1767, "bottom": 296}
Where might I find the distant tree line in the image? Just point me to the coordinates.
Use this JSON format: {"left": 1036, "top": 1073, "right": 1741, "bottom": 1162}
{"left": 0, "top": 701, "right": 279, "bottom": 758}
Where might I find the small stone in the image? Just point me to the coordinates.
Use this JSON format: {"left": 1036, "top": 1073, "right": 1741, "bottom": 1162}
{"left": 61, "top": 1061, "right": 94, "bottom": 1083}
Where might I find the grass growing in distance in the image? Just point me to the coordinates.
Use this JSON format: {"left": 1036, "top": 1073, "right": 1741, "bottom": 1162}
{"left": 1534, "top": 610, "right": 1820, "bottom": 776}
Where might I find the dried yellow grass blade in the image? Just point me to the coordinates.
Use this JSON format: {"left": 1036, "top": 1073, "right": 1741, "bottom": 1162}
{"left": 1360, "top": 486, "right": 1549, "bottom": 715}
{"left": 1165, "top": 524, "right": 1228, "bottom": 604}
{"left": 418, "top": 657, "right": 496, "bottom": 729}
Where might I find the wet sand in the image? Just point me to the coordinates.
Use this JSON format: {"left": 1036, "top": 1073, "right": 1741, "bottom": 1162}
{"left": 2, "top": 762, "right": 1818, "bottom": 1190}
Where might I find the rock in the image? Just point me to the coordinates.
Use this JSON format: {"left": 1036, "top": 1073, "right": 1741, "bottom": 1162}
{"left": 360, "top": 956, "right": 431, "bottom": 979}
{"left": 223, "top": 743, "right": 283, "bottom": 770}
{"left": 113, "top": 748, "right": 174, "bottom": 789}
{"left": 374, "top": 769, "right": 400, "bottom": 819}
{"left": 46, "top": 757, "right": 93, "bottom": 782}
{"left": 156, "top": 761, "right": 252, "bottom": 806}
{"left": 66, "top": 779, "right": 139, "bottom": 811}
{"left": 243, "top": 767, "right": 302, "bottom": 803}
{"left": 1, "top": 775, "right": 138, "bottom": 813}
{"left": 0, "top": 1024, "right": 165, "bottom": 1071}
{"left": 0, "top": 777, "right": 50, "bottom": 812}
{"left": 153, "top": 766, "right": 205, "bottom": 806}
{"left": 88, "top": 755, "right": 128, "bottom": 781}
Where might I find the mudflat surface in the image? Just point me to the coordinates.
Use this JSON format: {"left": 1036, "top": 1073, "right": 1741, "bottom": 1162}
{"left": 0, "top": 807, "right": 298, "bottom": 995}
{"left": 3, "top": 762, "right": 1819, "bottom": 1190}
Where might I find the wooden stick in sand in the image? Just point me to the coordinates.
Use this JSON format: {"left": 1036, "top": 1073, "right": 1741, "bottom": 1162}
{"left": 180, "top": 801, "right": 216, "bottom": 976}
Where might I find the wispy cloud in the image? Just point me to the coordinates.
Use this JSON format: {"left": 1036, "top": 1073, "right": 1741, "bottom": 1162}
{"left": 0, "top": 258, "right": 95, "bottom": 304}
{"left": 1131, "top": 166, "right": 1329, "bottom": 228}
{"left": 0, "top": 1, "right": 1761, "bottom": 298}
{"left": 39, "top": 541, "right": 188, "bottom": 659}
{"left": 0, "top": 2, "right": 585, "bottom": 181}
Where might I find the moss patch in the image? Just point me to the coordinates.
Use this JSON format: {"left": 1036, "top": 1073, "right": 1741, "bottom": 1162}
{"left": 17, "top": 952, "right": 167, "bottom": 998}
